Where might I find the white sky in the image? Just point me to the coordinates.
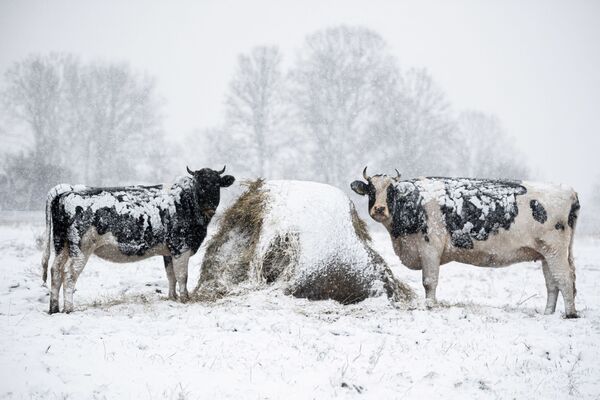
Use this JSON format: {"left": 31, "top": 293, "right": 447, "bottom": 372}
{"left": 1, "top": 0, "right": 599, "bottom": 196}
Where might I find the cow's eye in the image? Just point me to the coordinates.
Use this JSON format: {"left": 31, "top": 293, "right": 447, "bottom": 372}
{"left": 387, "top": 186, "right": 395, "bottom": 202}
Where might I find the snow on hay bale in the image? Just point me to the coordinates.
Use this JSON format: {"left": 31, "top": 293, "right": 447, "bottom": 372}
{"left": 193, "top": 179, "right": 414, "bottom": 304}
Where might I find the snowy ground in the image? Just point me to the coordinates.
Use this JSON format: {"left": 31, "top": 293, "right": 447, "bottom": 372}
{"left": 1, "top": 217, "right": 599, "bottom": 399}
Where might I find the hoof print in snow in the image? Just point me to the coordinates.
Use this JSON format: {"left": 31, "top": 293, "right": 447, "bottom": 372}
{"left": 341, "top": 382, "right": 364, "bottom": 394}
{"left": 193, "top": 179, "right": 414, "bottom": 304}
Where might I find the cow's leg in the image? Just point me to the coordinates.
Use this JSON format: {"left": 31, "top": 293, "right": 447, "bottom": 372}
{"left": 172, "top": 252, "right": 190, "bottom": 302}
{"left": 163, "top": 256, "right": 177, "bottom": 300}
{"left": 545, "top": 254, "right": 578, "bottom": 318}
{"left": 541, "top": 259, "right": 559, "bottom": 315}
{"left": 49, "top": 248, "right": 68, "bottom": 314}
{"left": 421, "top": 250, "right": 442, "bottom": 309}
{"left": 63, "top": 250, "right": 90, "bottom": 314}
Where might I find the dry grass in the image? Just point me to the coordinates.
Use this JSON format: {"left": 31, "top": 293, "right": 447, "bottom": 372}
{"left": 204, "top": 179, "right": 267, "bottom": 263}
{"left": 260, "top": 232, "right": 300, "bottom": 284}
{"left": 350, "top": 202, "right": 415, "bottom": 303}
{"left": 193, "top": 179, "right": 268, "bottom": 301}
{"left": 350, "top": 202, "right": 371, "bottom": 242}
{"left": 287, "top": 259, "right": 380, "bottom": 304}
{"left": 84, "top": 292, "right": 157, "bottom": 310}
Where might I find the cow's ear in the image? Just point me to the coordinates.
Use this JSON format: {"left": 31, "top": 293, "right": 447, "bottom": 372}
{"left": 351, "top": 181, "right": 368, "bottom": 196}
{"left": 220, "top": 175, "right": 235, "bottom": 187}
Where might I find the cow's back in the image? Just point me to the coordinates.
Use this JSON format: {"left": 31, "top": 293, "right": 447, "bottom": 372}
{"left": 51, "top": 185, "right": 176, "bottom": 258}
{"left": 414, "top": 178, "right": 577, "bottom": 267}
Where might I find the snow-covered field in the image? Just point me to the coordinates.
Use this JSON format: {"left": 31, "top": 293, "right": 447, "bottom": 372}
{"left": 1, "top": 218, "right": 599, "bottom": 399}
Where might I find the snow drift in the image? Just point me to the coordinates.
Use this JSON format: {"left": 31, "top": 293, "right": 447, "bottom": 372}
{"left": 193, "top": 179, "right": 414, "bottom": 304}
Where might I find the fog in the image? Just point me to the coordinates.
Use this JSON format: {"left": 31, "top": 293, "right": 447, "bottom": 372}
{"left": 0, "top": 0, "right": 599, "bottom": 229}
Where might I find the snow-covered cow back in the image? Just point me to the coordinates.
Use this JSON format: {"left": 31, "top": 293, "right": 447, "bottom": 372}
{"left": 50, "top": 179, "right": 203, "bottom": 259}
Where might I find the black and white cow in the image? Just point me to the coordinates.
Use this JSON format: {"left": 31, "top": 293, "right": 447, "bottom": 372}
{"left": 351, "top": 167, "right": 580, "bottom": 318}
{"left": 41, "top": 167, "right": 235, "bottom": 314}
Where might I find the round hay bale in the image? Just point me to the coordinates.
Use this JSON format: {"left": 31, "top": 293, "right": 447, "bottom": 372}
{"left": 193, "top": 179, "right": 414, "bottom": 304}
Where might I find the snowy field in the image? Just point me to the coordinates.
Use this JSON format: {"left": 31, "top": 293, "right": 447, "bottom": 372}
{"left": 1, "top": 217, "right": 599, "bottom": 399}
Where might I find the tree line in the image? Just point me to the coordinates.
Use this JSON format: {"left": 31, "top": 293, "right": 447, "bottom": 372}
{"left": 0, "top": 54, "right": 168, "bottom": 209}
{"left": 190, "top": 26, "right": 529, "bottom": 189}
{"left": 0, "top": 25, "right": 529, "bottom": 210}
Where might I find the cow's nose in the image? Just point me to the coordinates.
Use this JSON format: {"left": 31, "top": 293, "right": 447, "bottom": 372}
{"left": 374, "top": 206, "right": 386, "bottom": 215}
{"left": 203, "top": 208, "right": 216, "bottom": 218}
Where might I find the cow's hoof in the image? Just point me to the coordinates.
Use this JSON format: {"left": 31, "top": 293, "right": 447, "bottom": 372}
{"left": 49, "top": 301, "right": 60, "bottom": 314}
{"left": 425, "top": 299, "right": 437, "bottom": 309}
{"left": 179, "top": 292, "right": 190, "bottom": 303}
{"left": 168, "top": 292, "right": 178, "bottom": 301}
{"left": 565, "top": 312, "right": 580, "bottom": 319}
{"left": 544, "top": 308, "right": 556, "bottom": 315}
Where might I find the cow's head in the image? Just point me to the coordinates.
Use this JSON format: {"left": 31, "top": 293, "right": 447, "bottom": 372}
{"left": 187, "top": 166, "right": 235, "bottom": 219}
{"left": 350, "top": 167, "right": 401, "bottom": 223}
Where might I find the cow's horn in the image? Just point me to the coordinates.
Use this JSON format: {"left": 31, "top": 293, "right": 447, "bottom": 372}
{"left": 363, "top": 166, "right": 369, "bottom": 181}
{"left": 395, "top": 169, "right": 401, "bottom": 180}
{"left": 217, "top": 165, "right": 226, "bottom": 174}
{"left": 186, "top": 166, "right": 194, "bottom": 175}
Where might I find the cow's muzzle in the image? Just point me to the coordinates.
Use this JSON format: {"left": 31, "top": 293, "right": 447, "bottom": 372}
{"left": 370, "top": 206, "right": 389, "bottom": 221}
{"left": 202, "top": 208, "right": 216, "bottom": 218}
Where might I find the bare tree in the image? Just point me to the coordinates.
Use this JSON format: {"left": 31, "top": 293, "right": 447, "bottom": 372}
{"left": 2, "top": 54, "right": 77, "bottom": 170}
{"left": 371, "top": 67, "right": 458, "bottom": 177}
{"left": 455, "top": 111, "right": 529, "bottom": 179}
{"left": 1, "top": 54, "right": 79, "bottom": 208}
{"left": 289, "top": 26, "right": 398, "bottom": 186}
{"left": 0, "top": 54, "right": 166, "bottom": 208}
{"left": 215, "top": 46, "right": 290, "bottom": 179}
{"left": 77, "top": 63, "right": 165, "bottom": 184}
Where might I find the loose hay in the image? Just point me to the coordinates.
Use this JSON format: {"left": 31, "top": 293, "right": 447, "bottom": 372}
{"left": 193, "top": 180, "right": 414, "bottom": 304}
{"left": 193, "top": 179, "right": 268, "bottom": 300}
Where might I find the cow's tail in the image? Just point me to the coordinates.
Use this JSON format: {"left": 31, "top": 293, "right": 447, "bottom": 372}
{"left": 568, "top": 192, "right": 580, "bottom": 296}
{"left": 41, "top": 184, "right": 71, "bottom": 284}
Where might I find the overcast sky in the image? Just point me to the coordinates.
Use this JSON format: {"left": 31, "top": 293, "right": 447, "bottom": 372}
{"left": 1, "top": 0, "right": 599, "bottom": 196}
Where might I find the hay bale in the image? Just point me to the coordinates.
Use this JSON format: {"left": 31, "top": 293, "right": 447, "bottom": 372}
{"left": 193, "top": 179, "right": 414, "bottom": 304}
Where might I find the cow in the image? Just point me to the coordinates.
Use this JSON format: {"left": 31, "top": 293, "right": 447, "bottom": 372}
{"left": 351, "top": 167, "right": 580, "bottom": 318}
{"left": 41, "top": 166, "right": 235, "bottom": 314}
